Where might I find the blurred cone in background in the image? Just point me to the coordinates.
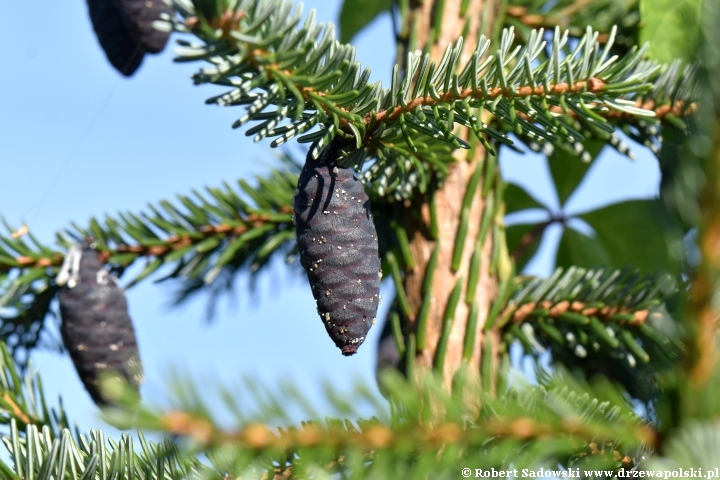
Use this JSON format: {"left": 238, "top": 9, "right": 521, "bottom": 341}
{"left": 86, "top": 0, "right": 174, "bottom": 76}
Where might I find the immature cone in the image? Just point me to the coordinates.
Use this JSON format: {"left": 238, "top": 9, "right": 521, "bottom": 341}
{"left": 294, "top": 143, "right": 382, "bottom": 355}
{"left": 57, "top": 244, "right": 143, "bottom": 406}
{"left": 86, "top": 0, "right": 174, "bottom": 76}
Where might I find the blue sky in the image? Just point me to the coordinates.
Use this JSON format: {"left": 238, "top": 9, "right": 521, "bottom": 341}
{"left": 0, "top": 0, "right": 661, "bottom": 435}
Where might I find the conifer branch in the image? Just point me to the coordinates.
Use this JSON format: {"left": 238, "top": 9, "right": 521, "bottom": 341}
{"left": 0, "top": 0, "right": 714, "bottom": 477}
{"left": 162, "top": 0, "right": 697, "bottom": 196}
{"left": 500, "top": 268, "right": 677, "bottom": 331}
{"left": 0, "top": 343, "right": 69, "bottom": 436}
{"left": 0, "top": 351, "right": 654, "bottom": 478}
{"left": 499, "top": 268, "right": 682, "bottom": 401}
{"left": 0, "top": 165, "right": 299, "bottom": 363}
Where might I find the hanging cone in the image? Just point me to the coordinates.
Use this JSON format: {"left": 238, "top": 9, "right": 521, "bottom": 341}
{"left": 57, "top": 243, "right": 143, "bottom": 406}
{"left": 86, "top": 0, "right": 174, "bottom": 76}
{"left": 294, "top": 142, "right": 382, "bottom": 356}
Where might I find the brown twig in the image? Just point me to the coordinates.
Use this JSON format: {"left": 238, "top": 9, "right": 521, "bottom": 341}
{"left": 186, "top": 13, "right": 694, "bottom": 140}
{"left": 504, "top": 4, "right": 610, "bottom": 43}
{"left": 157, "top": 407, "right": 651, "bottom": 452}
{"left": 503, "top": 299, "right": 649, "bottom": 326}
{"left": 2, "top": 206, "right": 294, "bottom": 273}
{"left": 97, "top": 208, "right": 293, "bottom": 263}
{"left": 0, "top": 392, "right": 32, "bottom": 425}
{"left": 687, "top": 110, "right": 720, "bottom": 384}
{"left": 487, "top": 415, "right": 656, "bottom": 447}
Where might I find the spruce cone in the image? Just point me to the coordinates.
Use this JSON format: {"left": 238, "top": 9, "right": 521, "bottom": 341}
{"left": 86, "top": 0, "right": 173, "bottom": 76}
{"left": 57, "top": 244, "right": 143, "bottom": 406}
{"left": 294, "top": 144, "right": 382, "bottom": 356}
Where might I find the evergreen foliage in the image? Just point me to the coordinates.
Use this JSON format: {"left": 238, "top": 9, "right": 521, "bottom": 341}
{"left": 1, "top": 0, "right": 718, "bottom": 478}
{"left": 0, "top": 341, "right": 656, "bottom": 479}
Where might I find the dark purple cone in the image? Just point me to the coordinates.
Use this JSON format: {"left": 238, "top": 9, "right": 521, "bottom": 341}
{"left": 86, "top": 0, "right": 173, "bottom": 76}
{"left": 124, "top": 0, "right": 174, "bottom": 53}
{"left": 58, "top": 245, "right": 143, "bottom": 406}
{"left": 294, "top": 143, "right": 382, "bottom": 356}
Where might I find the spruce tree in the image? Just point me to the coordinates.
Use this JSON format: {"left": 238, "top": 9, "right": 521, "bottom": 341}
{"left": 0, "top": 0, "right": 718, "bottom": 478}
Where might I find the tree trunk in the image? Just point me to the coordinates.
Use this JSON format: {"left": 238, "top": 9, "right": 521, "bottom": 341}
{"left": 395, "top": 0, "right": 507, "bottom": 389}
